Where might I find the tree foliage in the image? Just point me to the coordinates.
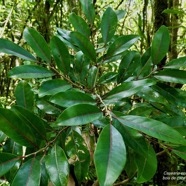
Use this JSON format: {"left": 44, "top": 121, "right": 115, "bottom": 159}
{"left": 0, "top": 1, "right": 186, "bottom": 186}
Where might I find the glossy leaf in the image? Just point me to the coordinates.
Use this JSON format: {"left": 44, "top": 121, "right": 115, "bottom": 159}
{"left": 115, "top": 115, "right": 186, "bottom": 145}
{"left": 12, "top": 106, "right": 47, "bottom": 141}
{"left": 87, "top": 66, "right": 98, "bottom": 89}
{"left": 0, "top": 108, "right": 37, "bottom": 147}
{"left": 101, "top": 7, "right": 118, "bottom": 44}
{"left": 0, "top": 38, "right": 36, "bottom": 61}
{"left": 117, "top": 51, "right": 141, "bottom": 83}
{"left": 36, "top": 100, "right": 61, "bottom": 115}
{"left": 105, "top": 35, "right": 139, "bottom": 59}
{"left": 38, "top": 79, "right": 71, "bottom": 97}
{"left": 50, "top": 36, "right": 71, "bottom": 74}
{"left": 11, "top": 158, "right": 41, "bottom": 186}
{"left": 164, "top": 57, "right": 186, "bottom": 69}
{"left": 69, "top": 13, "right": 91, "bottom": 38}
{"left": 103, "top": 79, "right": 156, "bottom": 102}
{"left": 50, "top": 90, "right": 96, "bottom": 108}
{"left": 151, "top": 26, "right": 170, "bottom": 65}
{"left": 14, "top": 81, "right": 34, "bottom": 111}
{"left": 154, "top": 69, "right": 186, "bottom": 84}
{"left": 94, "top": 125, "right": 126, "bottom": 186}
{"left": 0, "top": 153, "right": 19, "bottom": 177}
{"left": 45, "top": 145, "right": 69, "bottom": 186}
{"left": 56, "top": 104, "right": 102, "bottom": 126}
{"left": 23, "top": 28, "right": 51, "bottom": 63}
{"left": 135, "top": 144, "right": 157, "bottom": 183}
{"left": 8, "top": 65, "right": 55, "bottom": 79}
{"left": 99, "top": 72, "right": 117, "bottom": 84}
{"left": 70, "top": 32, "right": 96, "bottom": 62}
{"left": 79, "top": 0, "right": 95, "bottom": 24}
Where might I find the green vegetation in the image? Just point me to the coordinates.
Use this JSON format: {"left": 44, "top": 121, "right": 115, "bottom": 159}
{"left": 0, "top": 0, "right": 186, "bottom": 185}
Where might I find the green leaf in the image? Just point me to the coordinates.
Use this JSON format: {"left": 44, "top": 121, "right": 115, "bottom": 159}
{"left": 87, "top": 66, "right": 98, "bottom": 89}
{"left": 94, "top": 125, "right": 126, "bottom": 186}
{"left": 101, "top": 7, "right": 118, "bottom": 44}
{"left": 0, "top": 153, "right": 19, "bottom": 177}
{"left": 11, "top": 158, "right": 41, "bottom": 186}
{"left": 14, "top": 81, "right": 34, "bottom": 111}
{"left": 79, "top": 0, "right": 95, "bottom": 24}
{"left": 45, "top": 145, "right": 69, "bottom": 186}
{"left": 50, "top": 90, "right": 96, "bottom": 108}
{"left": 115, "top": 115, "right": 186, "bottom": 145}
{"left": 103, "top": 79, "right": 156, "bottom": 102}
{"left": 135, "top": 144, "right": 157, "bottom": 183}
{"left": 12, "top": 106, "right": 47, "bottom": 141}
{"left": 117, "top": 51, "right": 141, "bottom": 83}
{"left": 70, "top": 32, "right": 96, "bottom": 62}
{"left": 69, "top": 13, "right": 91, "bottom": 38}
{"left": 8, "top": 65, "right": 55, "bottom": 79}
{"left": 56, "top": 104, "right": 102, "bottom": 126}
{"left": 164, "top": 57, "right": 186, "bottom": 69}
{"left": 105, "top": 35, "right": 139, "bottom": 59}
{"left": 0, "top": 108, "right": 37, "bottom": 147}
{"left": 23, "top": 28, "right": 51, "bottom": 63}
{"left": 39, "top": 79, "right": 71, "bottom": 97}
{"left": 151, "top": 26, "right": 170, "bottom": 65}
{"left": 0, "top": 38, "right": 36, "bottom": 61}
{"left": 154, "top": 69, "right": 186, "bottom": 84}
{"left": 172, "top": 146, "right": 186, "bottom": 160}
{"left": 50, "top": 36, "right": 71, "bottom": 74}
{"left": 99, "top": 72, "right": 117, "bottom": 84}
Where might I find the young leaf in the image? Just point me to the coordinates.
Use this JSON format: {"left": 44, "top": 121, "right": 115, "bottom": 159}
{"left": 135, "top": 144, "right": 157, "bottom": 183}
{"left": 103, "top": 79, "right": 156, "bottom": 102}
{"left": 0, "top": 153, "right": 20, "bottom": 177}
{"left": 14, "top": 81, "right": 34, "bottom": 111}
{"left": 154, "top": 69, "right": 186, "bottom": 84}
{"left": 79, "top": 0, "right": 95, "bottom": 25}
{"left": 8, "top": 65, "right": 55, "bottom": 79}
{"left": 23, "top": 28, "right": 51, "bottom": 63}
{"left": 115, "top": 115, "right": 186, "bottom": 145}
{"left": 45, "top": 145, "right": 69, "bottom": 186}
{"left": 50, "top": 90, "right": 96, "bottom": 108}
{"left": 50, "top": 36, "right": 71, "bottom": 74}
{"left": 70, "top": 32, "right": 96, "bottom": 62}
{"left": 94, "top": 125, "right": 126, "bottom": 186}
{"left": 11, "top": 158, "right": 41, "bottom": 186}
{"left": 38, "top": 79, "right": 71, "bottom": 97}
{"left": 56, "top": 104, "right": 102, "bottom": 126}
{"left": 69, "top": 13, "right": 91, "bottom": 38}
{"left": 101, "top": 7, "right": 118, "bottom": 44}
{"left": 105, "top": 35, "right": 139, "bottom": 59}
{"left": 151, "top": 25, "right": 170, "bottom": 65}
{"left": 0, "top": 108, "right": 37, "bottom": 147}
{"left": 0, "top": 38, "right": 36, "bottom": 61}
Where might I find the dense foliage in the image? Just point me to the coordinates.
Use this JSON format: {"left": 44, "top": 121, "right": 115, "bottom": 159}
{"left": 0, "top": 1, "right": 186, "bottom": 186}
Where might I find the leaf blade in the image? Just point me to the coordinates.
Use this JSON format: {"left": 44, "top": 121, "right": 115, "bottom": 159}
{"left": 23, "top": 28, "right": 51, "bottom": 63}
{"left": 0, "top": 38, "right": 36, "bottom": 61}
{"left": 56, "top": 104, "right": 102, "bottom": 126}
{"left": 94, "top": 125, "right": 126, "bottom": 186}
{"left": 151, "top": 26, "right": 170, "bottom": 65}
{"left": 8, "top": 65, "right": 55, "bottom": 79}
